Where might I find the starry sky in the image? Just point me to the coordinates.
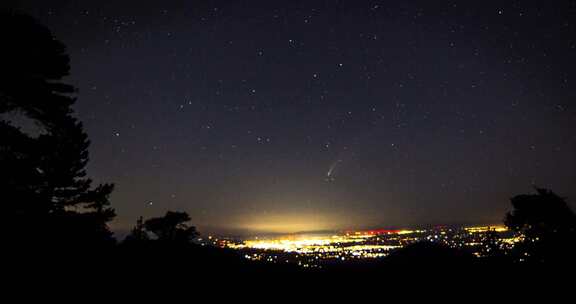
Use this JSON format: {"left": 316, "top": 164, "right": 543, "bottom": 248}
{"left": 5, "top": 0, "right": 576, "bottom": 235}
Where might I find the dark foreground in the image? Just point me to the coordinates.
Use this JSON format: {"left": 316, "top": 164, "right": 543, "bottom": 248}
{"left": 8, "top": 241, "right": 573, "bottom": 283}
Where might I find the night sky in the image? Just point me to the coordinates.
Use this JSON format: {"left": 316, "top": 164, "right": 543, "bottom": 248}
{"left": 5, "top": 1, "right": 576, "bottom": 235}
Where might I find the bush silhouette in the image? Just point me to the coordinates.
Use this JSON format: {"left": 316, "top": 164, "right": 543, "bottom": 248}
{"left": 144, "top": 211, "right": 199, "bottom": 243}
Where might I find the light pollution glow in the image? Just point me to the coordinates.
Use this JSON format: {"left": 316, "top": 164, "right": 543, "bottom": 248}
{"left": 230, "top": 212, "right": 370, "bottom": 234}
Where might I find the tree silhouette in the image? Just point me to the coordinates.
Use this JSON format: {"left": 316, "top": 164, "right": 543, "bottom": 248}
{"left": 0, "top": 11, "right": 115, "bottom": 247}
{"left": 505, "top": 188, "right": 576, "bottom": 263}
{"left": 144, "top": 211, "right": 199, "bottom": 243}
{"left": 124, "top": 216, "right": 150, "bottom": 243}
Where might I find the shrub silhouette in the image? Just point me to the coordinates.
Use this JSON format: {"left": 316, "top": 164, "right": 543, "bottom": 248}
{"left": 144, "top": 211, "right": 199, "bottom": 243}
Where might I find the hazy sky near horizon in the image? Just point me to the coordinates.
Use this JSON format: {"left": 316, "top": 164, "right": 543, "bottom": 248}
{"left": 5, "top": 0, "right": 576, "bottom": 234}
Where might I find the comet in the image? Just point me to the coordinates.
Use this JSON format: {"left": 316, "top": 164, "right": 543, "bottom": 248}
{"left": 325, "top": 159, "right": 342, "bottom": 182}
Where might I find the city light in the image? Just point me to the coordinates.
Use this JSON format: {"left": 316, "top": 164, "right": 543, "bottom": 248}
{"left": 203, "top": 225, "right": 522, "bottom": 267}
{"left": 464, "top": 225, "right": 508, "bottom": 233}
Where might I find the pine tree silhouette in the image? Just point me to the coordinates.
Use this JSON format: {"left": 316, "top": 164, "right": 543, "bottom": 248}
{"left": 0, "top": 11, "right": 115, "bottom": 248}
